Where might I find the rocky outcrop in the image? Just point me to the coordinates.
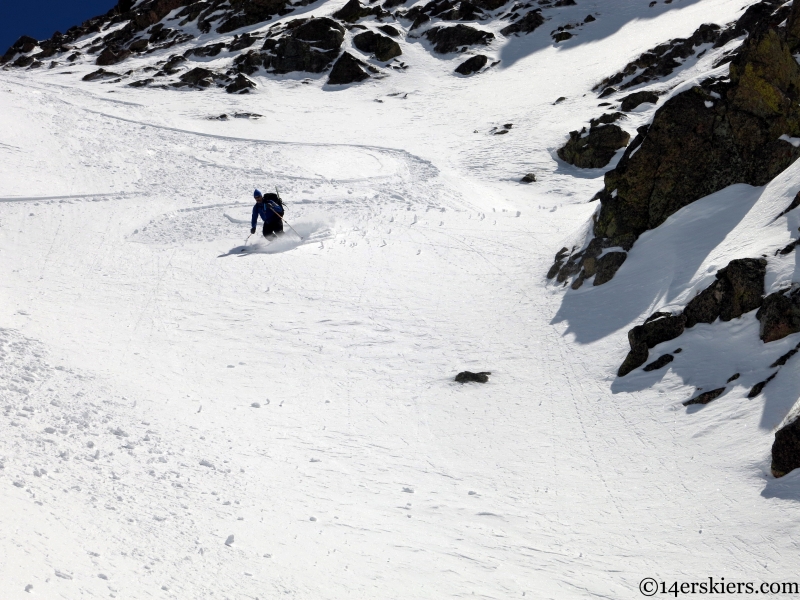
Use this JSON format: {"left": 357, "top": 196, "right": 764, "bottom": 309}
{"left": 82, "top": 68, "right": 121, "bottom": 81}
{"left": 500, "top": 10, "right": 543, "bottom": 37}
{"left": 618, "top": 312, "right": 686, "bottom": 377}
{"left": 333, "top": 0, "right": 384, "bottom": 23}
{"left": 267, "top": 18, "right": 344, "bottom": 74}
{"left": 557, "top": 124, "right": 630, "bottom": 169}
{"left": 328, "top": 52, "right": 371, "bottom": 84}
{"left": 572, "top": 27, "right": 800, "bottom": 287}
{"left": 424, "top": 25, "right": 494, "bottom": 54}
{"left": 683, "top": 259, "right": 767, "bottom": 327}
{"left": 620, "top": 90, "right": 659, "bottom": 112}
{"left": 455, "top": 54, "right": 487, "bottom": 75}
{"left": 772, "top": 416, "right": 800, "bottom": 477}
{"left": 353, "top": 31, "right": 402, "bottom": 62}
{"left": 614, "top": 257, "right": 766, "bottom": 376}
{"left": 226, "top": 73, "right": 256, "bottom": 93}
{"left": 96, "top": 46, "right": 132, "bottom": 66}
{"left": 757, "top": 287, "right": 800, "bottom": 343}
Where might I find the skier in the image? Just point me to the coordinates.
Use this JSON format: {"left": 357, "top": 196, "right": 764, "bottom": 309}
{"left": 250, "top": 189, "right": 284, "bottom": 238}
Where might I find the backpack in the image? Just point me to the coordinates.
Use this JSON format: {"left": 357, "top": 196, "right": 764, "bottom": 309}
{"left": 263, "top": 192, "right": 282, "bottom": 207}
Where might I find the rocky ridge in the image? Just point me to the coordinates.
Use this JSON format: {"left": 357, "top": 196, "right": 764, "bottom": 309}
{"left": 550, "top": 0, "right": 800, "bottom": 478}
{"left": 1, "top": 0, "right": 593, "bottom": 90}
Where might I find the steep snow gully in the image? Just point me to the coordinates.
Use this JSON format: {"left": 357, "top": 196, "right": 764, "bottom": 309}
{"left": 4, "top": 0, "right": 800, "bottom": 598}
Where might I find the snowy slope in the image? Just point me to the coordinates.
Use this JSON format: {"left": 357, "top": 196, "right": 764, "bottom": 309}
{"left": 3, "top": 0, "right": 800, "bottom": 598}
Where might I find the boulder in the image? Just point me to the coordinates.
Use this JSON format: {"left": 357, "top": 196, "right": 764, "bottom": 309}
{"left": 683, "top": 387, "right": 725, "bottom": 406}
{"left": 82, "top": 68, "right": 120, "bottom": 81}
{"left": 129, "top": 38, "right": 149, "bottom": 52}
{"left": 292, "top": 18, "right": 345, "bottom": 51}
{"left": 96, "top": 46, "right": 132, "bottom": 66}
{"left": 593, "top": 251, "right": 627, "bottom": 285}
{"left": 594, "top": 28, "right": 800, "bottom": 244}
{"left": 378, "top": 25, "right": 401, "bottom": 37}
{"left": 683, "top": 258, "right": 766, "bottom": 327}
{"left": 557, "top": 124, "right": 630, "bottom": 169}
{"left": 757, "top": 288, "right": 800, "bottom": 343}
{"left": 520, "top": 172, "right": 536, "bottom": 183}
{"left": 334, "top": 0, "right": 383, "bottom": 22}
{"left": 424, "top": 25, "right": 494, "bottom": 54}
{"left": 643, "top": 353, "right": 674, "bottom": 372}
{"left": 328, "top": 52, "right": 370, "bottom": 85}
{"left": 455, "top": 371, "right": 491, "bottom": 383}
{"left": 353, "top": 31, "right": 402, "bottom": 62}
{"left": 180, "top": 67, "right": 216, "bottom": 86}
{"left": 269, "top": 18, "right": 344, "bottom": 74}
{"left": 500, "top": 10, "right": 544, "bottom": 36}
{"left": 618, "top": 312, "right": 686, "bottom": 377}
{"left": 772, "top": 416, "right": 800, "bottom": 477}
{"left": 455, "top": 54, "right": 487, "bottom": 75}
{"left": 620, "top": 90, "right": 659, "bottom": 112}
{"left": 226, "top": 73, "right": 256, "bottom": 93}
{"left": 748, "top": 373, "right": 777, "bottom": 398}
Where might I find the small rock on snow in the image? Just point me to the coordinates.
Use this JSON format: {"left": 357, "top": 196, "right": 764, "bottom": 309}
{"left": 225, "top": 534, "right": 235, "bottom": 546}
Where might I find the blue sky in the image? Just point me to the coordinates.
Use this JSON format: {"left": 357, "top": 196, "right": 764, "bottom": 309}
{"left": 0, "top": 0, "right": 117, "bottom": 52}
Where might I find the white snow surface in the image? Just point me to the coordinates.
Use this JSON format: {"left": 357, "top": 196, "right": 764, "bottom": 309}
{"left": 3, "top": 0, "right": 800, "bottom": 598}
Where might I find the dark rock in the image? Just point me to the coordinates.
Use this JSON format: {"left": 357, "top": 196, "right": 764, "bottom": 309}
{"left": 727, "top": 372, "right": 740, "bottom": 382}
{"left": 500, "top": 10, "right": 543, "bottom": 36}
{"left": 593, "top": 29, "right": 800, "bottom": 245}
{"left": 162, "top": 54, "right": 186, "bottom": 74}
{"left": 770, "top": 343, "right": 800, "bottom": 368}
{"left": 129, "top": 38, "right": 149, "bottom": 52}
{"left": 96, "top": 46, "right": 132, "bottom": 66}
{"left": 455, "top": 54, "right": 488, "bottom": 75}
{"left": 547, "top": 247, "right": 570, "bottom": 279}
{"left": 771, "top": 416, "right": 800, "bottom": 477}
{"left": 557, "top": 124, "right": 630, "bottom": 169}
{"left": 620, "top": 90, "right": 659, "bottom": 112}
{"left": 1, "top": 35, "right": 39, "bottom": 64}
{"left": 597, "top": 22, "right": 722, "bottom": 92}
{"left": 598, "top": 86, "right": 617, "bottom": 98}
{"left": 643, "top": 353, "right": 674, "bottom": 372}
{"left": 328, "top": 52, "right": 370, "bottom": 85}
{"left": 226, "top": 73, "right": 256, "bottom": 93}
{"left": 180, "top": 67, "right": 215, "bottom": 85}
{"left": 378, "top": 25, "right": 401, "bottom": 37}
{"left": 776, "top": 191, "right": 800, "bottom": 219}
{"left": 470, "top": 0, "right": 507, "bottom": 10}
{"left": 748, "top": 372, "right": 776, "bottom": 398}
{"left": 233, "top": 50, "right": 268, "bottom": 74}
{"left": 683, "top": 258, "right": 766, "bottom": 327}
{"left": 269, "top": 18, "right": 344, "bottom": 74}
{"left": 674, "top": 348, "right": 682, "bottom": 353}
{"left": 217, "top": 0, "right": 291, "bottom": 34}
{"left": 128, "top": 78, "right": 154, "bottom": 87}
{"left": 189, "top": 42, "right": 226, "bottom": 57}
{"left": 424, "top": 25, "right": 494, "bottom": 54}
{"left": 353, "top": 31, "right": 402, "bottom": 61}
{"left": 757, "top": 288, "right": 800, "bottom": 343}
{"left": 455, "top": 371, "right": 491, "bottom": 383}
{"left": 618, "top": 312, "right": 685, "bottom": 377}
{"left": 593, "top": 251, "right": 627, "bottom": 286}
{"left": 552, "top": 31, "right": 573, "bottom": 43}
{"left": 683, "top": 387, "right": 725, "bottom": 406}
{"left": 584, "top": 14, "right": 596, "bottom": 23}
{"left": 82, "top": 68, "right": 120, "bottom": 81}
{"left": 334, "top": 0, "right": 383, "bottom": 22}
{"left": 292, "top": 18, "right": 345, "bottom": 51}
{"left": 13, "top": 55, "right": 35, "bottom": 68}
{"left": 520, "top": 172, "right": 536, "bottom": 183}
{"left": 589, "top": 112, "right": 625, "bottom": 128}
{"left": 229, "top": 33, "right": 257, "bottom": 52}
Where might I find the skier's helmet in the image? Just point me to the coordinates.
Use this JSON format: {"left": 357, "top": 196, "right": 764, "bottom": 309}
{"left": 254, "top": 189, "right": 263, "bottom": 199}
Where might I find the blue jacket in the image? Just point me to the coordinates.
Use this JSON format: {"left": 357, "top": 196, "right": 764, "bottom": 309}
{"left": 252, "top": 198, "right": 284, "bottom": 228}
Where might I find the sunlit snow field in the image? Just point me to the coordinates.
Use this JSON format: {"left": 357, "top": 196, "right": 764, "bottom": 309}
{"left": 2, "top": 0, "right": 800, "bottom": 598}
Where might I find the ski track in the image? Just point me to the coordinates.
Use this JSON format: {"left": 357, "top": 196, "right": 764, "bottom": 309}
{"left": 3, "top": 0, "right": 800, "bottom": 597}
